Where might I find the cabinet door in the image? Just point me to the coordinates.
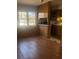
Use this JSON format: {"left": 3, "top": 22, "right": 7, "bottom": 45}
{"left": 39, "top": 26, "right": 48, "bottom": 37}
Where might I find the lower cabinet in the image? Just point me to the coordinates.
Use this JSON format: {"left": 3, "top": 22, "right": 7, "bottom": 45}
{"left": 39, "top": 24, "right": 48, "bottom": 37}
{"left": 51, "top": 24, "right": 62, "bottom": 39}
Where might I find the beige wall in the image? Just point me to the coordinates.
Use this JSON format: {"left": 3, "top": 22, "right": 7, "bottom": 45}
{"left": 17, "top": 5, "right": 39, "bottom": 38}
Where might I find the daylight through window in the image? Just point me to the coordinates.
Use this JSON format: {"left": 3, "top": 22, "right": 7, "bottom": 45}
{"left": 18, "top": 11, "right": 36, "bottom": 26}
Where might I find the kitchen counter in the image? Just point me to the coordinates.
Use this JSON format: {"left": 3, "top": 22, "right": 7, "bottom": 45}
{"left": 38, "top": 24, "right": 48, "bottom": 26}
{"left": 52, "top": 23, "right": 62, "bottom": 26}
{"left": 50, "top": 22, "right": 62, "bottom": 26}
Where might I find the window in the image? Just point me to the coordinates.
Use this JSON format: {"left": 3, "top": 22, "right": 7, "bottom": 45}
{"left": 18, "top": 11, "right": 27, "bottom": 26}
{"left": 28, "top": 12, "right": 36, "bottom": 25}
{"left": 18, "top": 11, "right": 36, "bottom": 26}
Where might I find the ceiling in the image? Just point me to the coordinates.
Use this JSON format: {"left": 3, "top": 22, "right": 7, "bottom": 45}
{"left": 17, "top": 0, "right": 52, "bottom": 6}
{"left": 17, "top": 0, "right": 62, "bottom": 9}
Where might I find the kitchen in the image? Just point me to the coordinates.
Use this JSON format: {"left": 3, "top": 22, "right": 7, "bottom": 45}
{"left": 17, "top": 0, "right": 62, "bottom": 59}
{"left": 38, "top": 1, "right": 62, "bottom": 39}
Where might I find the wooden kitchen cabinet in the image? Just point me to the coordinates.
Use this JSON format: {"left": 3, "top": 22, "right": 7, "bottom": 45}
{"left": 39, "top": 24, "right": 48, "bottom": 37}
{"left": 51, "top": 24, "right": 62, "bottom": 39}
{"left": 38, "top": 2, "right": 51, "bottom": 37}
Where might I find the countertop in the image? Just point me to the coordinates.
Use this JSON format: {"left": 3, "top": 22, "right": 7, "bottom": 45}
{"left": 38, "top": 24, "right": 48, "bottom": 26}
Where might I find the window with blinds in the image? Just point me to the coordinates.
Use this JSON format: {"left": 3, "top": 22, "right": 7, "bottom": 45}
{"left": 18, "top": 11, "right": 36, "bottom": 26}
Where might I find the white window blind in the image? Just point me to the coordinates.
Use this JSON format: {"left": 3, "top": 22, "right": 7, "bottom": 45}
{"left": 18, "top": 11, "right": 36, "bottom": 26}
{"left": 28, "top": 12, "right": 36, "bottom": 26}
